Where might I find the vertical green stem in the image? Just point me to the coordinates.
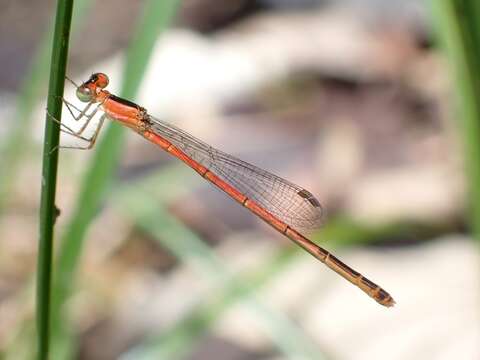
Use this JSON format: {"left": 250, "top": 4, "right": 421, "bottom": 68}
{"left": 37, "top": 0, "right": 74, "bottom": 358}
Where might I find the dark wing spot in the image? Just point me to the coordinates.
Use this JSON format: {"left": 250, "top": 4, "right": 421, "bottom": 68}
{"left": 297, "top": 189, "right": 321, "bottom": 207}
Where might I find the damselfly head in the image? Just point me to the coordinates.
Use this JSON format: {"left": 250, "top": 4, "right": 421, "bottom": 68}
{"left": 75, "top": 72, "right": 110, "bottom": 102}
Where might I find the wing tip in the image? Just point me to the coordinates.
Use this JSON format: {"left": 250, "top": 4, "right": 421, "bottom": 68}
{"left": 297, "top": 189, "right": 322, "bottom": 208}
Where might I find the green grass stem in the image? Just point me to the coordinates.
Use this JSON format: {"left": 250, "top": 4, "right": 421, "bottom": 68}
{"left": 36, "top": 1, "right": 75, "bottom": 359}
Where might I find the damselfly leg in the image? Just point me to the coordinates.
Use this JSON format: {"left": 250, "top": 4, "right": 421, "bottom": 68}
{"left": 47, "top": 99, "right": 106, "bottom": 150}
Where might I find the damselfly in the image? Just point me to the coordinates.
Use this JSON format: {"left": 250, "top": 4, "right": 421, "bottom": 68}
{"left": 54, "top": 73, "right": 395, "bottom": 307}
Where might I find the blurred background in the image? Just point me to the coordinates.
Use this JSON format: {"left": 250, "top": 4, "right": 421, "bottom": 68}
{"left": 0, "top": 0, "right": 479, "bottom": 359}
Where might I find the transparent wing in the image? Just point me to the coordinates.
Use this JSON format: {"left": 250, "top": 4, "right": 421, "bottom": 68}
{"left": 149, "top": 115, "right": 323, "bottom": 233}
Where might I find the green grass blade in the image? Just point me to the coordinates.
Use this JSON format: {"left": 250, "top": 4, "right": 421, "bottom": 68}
{"left": 431, "top": 0, "right": 480, "bottom": 239}
{"left": 50, "top": 1, "right": 181, "bottom": 358}
{"left": 37, "top": 1, "right": 75, "bottom": 359}
{"left": 1, "top": 2, "right": 93, "bottom": 359}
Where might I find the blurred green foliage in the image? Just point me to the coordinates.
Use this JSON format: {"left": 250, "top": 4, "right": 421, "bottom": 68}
{"left": 432, "top": 0, "right": 480, "bottom": 239}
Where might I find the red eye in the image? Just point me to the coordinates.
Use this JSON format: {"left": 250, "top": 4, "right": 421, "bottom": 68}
{"left": 93, "top": 73, "right": 109, "bottom": 88}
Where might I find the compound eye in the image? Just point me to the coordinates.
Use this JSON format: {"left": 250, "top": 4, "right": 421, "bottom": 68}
{"left": 76, "top": 86, "right": 93, "bottom": 102}
{"left": 93, "top": 73, "right": 109, "bottom": 88}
